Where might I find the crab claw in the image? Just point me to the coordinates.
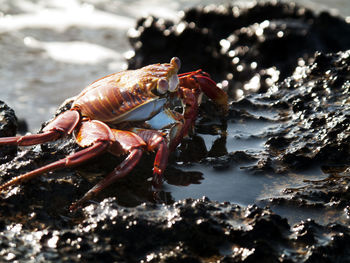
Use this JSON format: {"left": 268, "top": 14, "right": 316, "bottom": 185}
{"left": 0, "top": 110, "right": 80, "bottom": 146}
{"left": 196, "top": 74, "right": 228, "bottom": 112}
{"left": 179, "top": 70, "right": 228, "bottom": 113}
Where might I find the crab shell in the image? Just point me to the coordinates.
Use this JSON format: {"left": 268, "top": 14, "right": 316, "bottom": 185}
{"left": 72, "top": 57, "right": 181, "bottom": 125}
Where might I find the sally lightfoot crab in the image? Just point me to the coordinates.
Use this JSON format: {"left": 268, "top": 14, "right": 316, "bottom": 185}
{"left": 0, "top": 57, "right": 227, "bottom": 210}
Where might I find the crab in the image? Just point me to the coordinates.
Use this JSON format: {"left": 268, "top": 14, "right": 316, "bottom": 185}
{"left": 0, "top": 57, "right": 227, "bottom": 210}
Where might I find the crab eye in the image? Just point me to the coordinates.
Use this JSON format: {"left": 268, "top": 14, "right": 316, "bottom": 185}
{"left": 171, "top": 57, "right": 181, "bottom": 69}
{"left": 168, "top": 74, "right": 179, "bottom": 92}
{"left": 157, "top": 79, "right": 169, "bottom": 94}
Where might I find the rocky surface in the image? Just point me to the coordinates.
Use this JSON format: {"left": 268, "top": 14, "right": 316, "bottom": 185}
{"left": 2, "top": 197, "right": 350, "bottom": 262}
{"left": 1, "top": 2, "right": 350, "bottom": 262}
{"left": 0, "top": 101, "right": 17, "bottom": 164}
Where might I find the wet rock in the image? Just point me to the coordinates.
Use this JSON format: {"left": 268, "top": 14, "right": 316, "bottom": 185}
{"left": 16, "top": 118, "right": 28, "bottom": 135}
{"left": 230, "top": 50, "right": 350, "bottom": 214}
{"left": 264, "top": 51, "right": 350, "bottom": 169}
{"left": 0, "top": 101, "right": 17, "bottom": 164}
{"left": 2, "top": 198, "right": 350, "bottom": 262}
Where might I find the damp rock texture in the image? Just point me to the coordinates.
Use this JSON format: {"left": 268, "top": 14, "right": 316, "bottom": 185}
{"left": 258, "top": 51, "right": 350, "bottom": 212}
{"left": 2, "top": 198, "right": 350, "bottom": 263}
{"left": 2, "top": 1, "right": 350, "bottom": 262}
{"left": 261, "top": 51, "right": 350, "bottom": 170}
{"left": 0, "top": 101, "right": 18, "bottom": 164}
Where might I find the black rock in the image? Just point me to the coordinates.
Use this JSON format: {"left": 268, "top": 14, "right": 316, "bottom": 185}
{"left": 0, "top": 101, "right": 18, "bottom": 164}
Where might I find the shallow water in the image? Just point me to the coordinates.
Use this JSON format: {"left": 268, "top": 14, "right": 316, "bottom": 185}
{"left": 1, "top": 0, "right": 350, "bottom": 226}
{"left": 167, "top": 117, "right": 334, "bottom": 225}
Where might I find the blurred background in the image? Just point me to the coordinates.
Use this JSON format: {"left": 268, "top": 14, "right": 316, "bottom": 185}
{"left": 0, "top": 0, "right": 349, "bottom": 131}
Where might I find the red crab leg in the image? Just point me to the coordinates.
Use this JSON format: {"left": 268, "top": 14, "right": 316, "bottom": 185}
{"left": 0, "top": 132, "right": 60, "bottom": 146}
{"left": 70, "top": 128, "right": 170, "bottom": 210}
{"left": 0, "top": 119, "right": 113, "bottom": 205}
{"left": 169, "top": 87, "right": 198, "bottom": 152}
{"left": 0, "top": 110, "right": 80, "bottom": 146}
{"left": 70, "top": 127, "right": 146, "bottom": 211}
{"left": 69, "top": 148, "right": 143, "bottom": 211}
{"left": 133, "top": 128, "right": 169, "bottom": 188}
{"left": 0, "top": 141, "right": 108, "bottom": 192}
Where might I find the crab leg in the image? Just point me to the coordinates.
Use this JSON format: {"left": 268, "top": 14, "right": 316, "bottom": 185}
{"left": 133, "top": 128, "right": 169, "bottom": 188}
{"left": 169, "top": 87, "right": 198, "bottom": 152}
{"left": 70, "top": 126, "right": 147, "bottom": 211}
{"left": 70, "top": 128, "right": 171, "bottom": 210}
{"left": 0, "top": 110, "right": 80, "bottom": 146}
{"left": 69, "top": 148, "right": 143, "bottom": 211}
{"left": 0, "top": 119, "right": 113, "bottom": 202}
{"left": 0, "top": 131, "right": 61, "bottom": 146}
{"left": 0, "top": 141, "right": 108, "bottom": 192}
